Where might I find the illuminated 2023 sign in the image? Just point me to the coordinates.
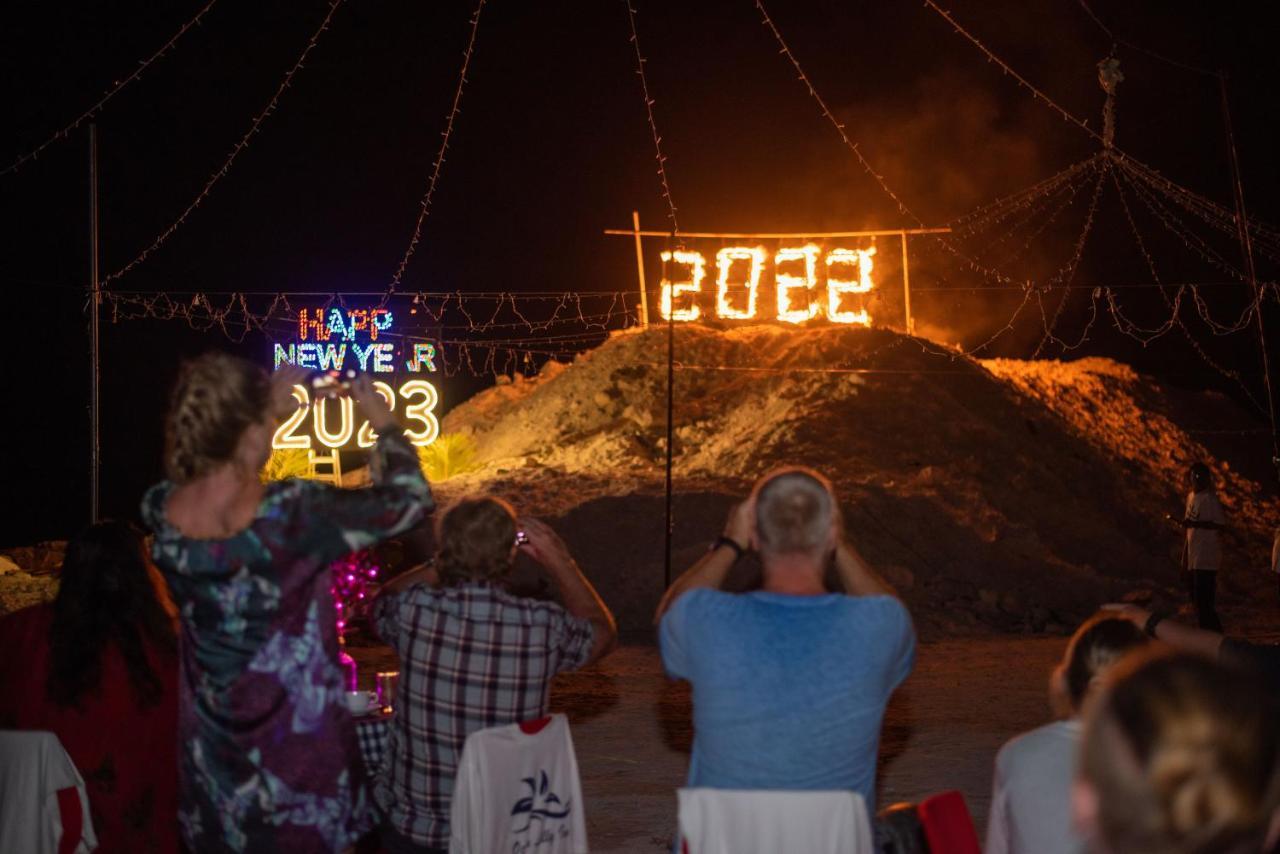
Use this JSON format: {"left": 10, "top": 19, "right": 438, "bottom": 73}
{"left": 271, "top": 307, "right": 440, "bottom": 449}
{"left": 660, "top": 244, "right": 876, "bottom": 325}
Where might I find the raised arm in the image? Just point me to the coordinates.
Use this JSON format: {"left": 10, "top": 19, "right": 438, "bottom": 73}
{"left": 653, "top": 501, "right": 753, "bottom": 622}
{"left": 302, "top": 375, "right": 434, "bottom": 560}
{"left": 1103, "top": 604, "right": 1225, "bottom": 658}
{"left": 519, "top": 518, "right": 617, "bottom": 666}
{"left": 833, "top": 538, "right": 897, "bottom": 598}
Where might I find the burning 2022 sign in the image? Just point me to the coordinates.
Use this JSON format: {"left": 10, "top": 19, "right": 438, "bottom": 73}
{"left": 270, "top": 307, "right": 441, "bottom": 450}
{"left": 659, "top": 244, "right": 876, "bottom": 325}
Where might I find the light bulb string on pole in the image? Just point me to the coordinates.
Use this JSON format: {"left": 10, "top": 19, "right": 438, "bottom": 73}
{"left": 1, "top": 0, "right": 222, "bottom": 178}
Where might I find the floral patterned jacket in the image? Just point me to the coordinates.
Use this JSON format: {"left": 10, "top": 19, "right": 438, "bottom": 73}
{"left": 142, "top": 432, "right": 432, "bottom": 853}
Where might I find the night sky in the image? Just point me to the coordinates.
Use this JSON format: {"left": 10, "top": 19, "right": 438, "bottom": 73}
{"left": 2, "top": 0, "right": 1277, "bottom": 544}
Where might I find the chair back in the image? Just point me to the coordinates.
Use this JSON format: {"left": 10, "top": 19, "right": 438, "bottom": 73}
{"left": 0, "top": 730, "right": 97, "bottom": 854}
{"left": 448, "top": 713, "right": 586, "bottom": 854}
{"left": 916, "top": 790, "right": 980, "bottom": 854}
{"left": 678, "top": 788, "right": 874, "bottom": 854}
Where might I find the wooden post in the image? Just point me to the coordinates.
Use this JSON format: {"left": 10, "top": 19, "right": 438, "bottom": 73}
{"left": 632, "top": 210, "right": 650, "bottom": 327}
{"left": 900, "top": 231, "right": 914, "bottom": 335}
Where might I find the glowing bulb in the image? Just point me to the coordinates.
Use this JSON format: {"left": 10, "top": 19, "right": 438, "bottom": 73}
{"left": 826, "top": 246, "right": 875, "bottom": 325}
{"left": 272, "top": 385, "right": 311, "bottom": 450}
{"left": 775, "top": 244, "right": 820, "bottom": 324}
{"left": 715, "top": 246, "right": 765, "bottom": 320}
{"left": 312, "top": 394, "right": 354, "bottom": 448}
{"left": 659, "top": 250, "right": 705, "bottom": 322}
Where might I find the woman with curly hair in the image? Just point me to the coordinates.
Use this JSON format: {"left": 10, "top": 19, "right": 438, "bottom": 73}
{"left": 142, "top": 353, "right": 433, "bottom": 854}
{"left": 0, "top": 521, "right": 180, "bottom": 853}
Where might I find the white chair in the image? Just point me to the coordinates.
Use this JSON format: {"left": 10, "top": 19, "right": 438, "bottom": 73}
{"left": 0, "top": 730, "right": 97, "bottom": 854}
{"left": 449, "top": 713, "right": 587, "bottom": 854}
{"left": 677, "top": 788, "right": 874, "bottom": 854}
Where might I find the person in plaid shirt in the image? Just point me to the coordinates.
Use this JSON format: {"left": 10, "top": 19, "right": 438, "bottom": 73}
{"left": 370, "top": 498, "right": 617, "bottom": 853}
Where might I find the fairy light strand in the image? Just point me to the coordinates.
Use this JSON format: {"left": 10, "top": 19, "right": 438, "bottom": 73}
{"left": 623, "top": 0, "right": 681, "bottom": 236}
{"left": 1, "top": 0, "right": 222, "bottom": 178}
{"left": 101, "top": 0, "right": 346, "bottom": 286}
{"left": 386, "top": 0, "right": 486, "bottom": 294}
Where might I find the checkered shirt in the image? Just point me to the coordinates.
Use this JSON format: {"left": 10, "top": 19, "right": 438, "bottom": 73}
{"left": 371, "top": 581, "right": 594, "bottom": 849}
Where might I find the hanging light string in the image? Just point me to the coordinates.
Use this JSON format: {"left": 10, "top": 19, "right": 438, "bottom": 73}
{"left": 920, "top": 0, "right": 1103, "bottom": 145}
{"left": 754, "top": 0, "right": 922, "bottom": 226}
{"left": 386, "top": 0, "right": 486, "bottom": 294}
{"left": 623, "top": 0, "right": 681, "bottom": 237}
{"left": 101, "top": 0, "right": 346, "bottom": 286}
{"left": 1072, "top": 0, "right": 1220, "bottom": 79}
{"left": 1, "top": 0, "right": 222, "bottom": 178}
{"left": 1030, "top": 161, "right": 1109, "bottom": 355}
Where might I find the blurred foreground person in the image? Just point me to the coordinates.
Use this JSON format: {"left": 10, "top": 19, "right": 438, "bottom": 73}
{"left": 142, "top": 353, "right": 432, "bottom": 853}
{"left": 1076, "top": 651, "right": 1280, "bottom": 854}
{"left": 985, "top": 613, "right": 1148, "bottom": 854}
{"left": 0, "top": 521, "right": 180, "bottom": 853}
{"left": 655, "top": 467, "right": 915, "bottom": 811}
{"left": 1181, "top": 462, "right": 1226, "bottom": 631}
{"left": 371, "top": 498, "right": 616, "bottom": 854}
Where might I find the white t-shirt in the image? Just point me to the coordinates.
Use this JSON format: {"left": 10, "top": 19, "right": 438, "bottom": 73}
{"left": 677, "top": 788, "right": 873, "bottom": 854}
{"left": 1185, "top": 491, "right": 1226, "bottom": 571}
{"left": 985, "top": 719, "right": 1083, "bottom": 854}
{"left": 449, "top": 714, "right": 587, "bottom": 854}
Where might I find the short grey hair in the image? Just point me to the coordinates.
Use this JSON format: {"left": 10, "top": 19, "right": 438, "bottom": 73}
{"left": 753, "top": 467, "right": 836, "bottom": 555}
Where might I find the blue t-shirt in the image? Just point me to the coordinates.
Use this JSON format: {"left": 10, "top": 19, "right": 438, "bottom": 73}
{"left": 659, "top": 588, "right": 915, "bottom": 809}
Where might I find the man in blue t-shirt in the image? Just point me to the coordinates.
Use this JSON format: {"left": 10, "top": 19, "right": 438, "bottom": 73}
{"left": 656, "top": 467, "right": 915, "bottom": 811}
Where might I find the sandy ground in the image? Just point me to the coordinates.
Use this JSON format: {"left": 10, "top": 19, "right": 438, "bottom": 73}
{"left": 352, "top": 636, "right": 1066, "bottom": 853}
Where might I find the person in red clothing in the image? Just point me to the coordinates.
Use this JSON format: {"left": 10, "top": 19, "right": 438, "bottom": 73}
{"left": 0, "top": 521, "right": 180, "bottom": 854}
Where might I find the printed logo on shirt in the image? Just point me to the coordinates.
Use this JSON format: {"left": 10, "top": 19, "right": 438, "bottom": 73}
{"left": 510, "top": 770, "right": 572, "bottom": 852}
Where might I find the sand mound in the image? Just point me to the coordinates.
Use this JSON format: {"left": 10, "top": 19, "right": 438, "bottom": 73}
{"left": 434, "top": 325, "right": 1276, "bottom": 638}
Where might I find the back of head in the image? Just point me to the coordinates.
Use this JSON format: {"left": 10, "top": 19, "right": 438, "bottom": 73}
{"left": 435, "top": 497, "right": 518, "bottom": 586}
{"left": 1081, "top": 651, "right": 1280, "bottom": 854}
{"left": 164, "top": 352, "right": 270, "bottom": 483}
{"left": 753, "top": 467, "right": 836, "bottom": 557}
{"left": 1188, "top": 462, "right": 1213, "bottom": 493}
{"left": 1053, "top": 612, "right": 1149, "bottom": 715}
{"left": 48, "top": 521, "right": 177, "bottom": 709}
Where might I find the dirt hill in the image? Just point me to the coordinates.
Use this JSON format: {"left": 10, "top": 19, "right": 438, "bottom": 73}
{"left": 433, "top": 324, "right": 1278, "bottom": 638}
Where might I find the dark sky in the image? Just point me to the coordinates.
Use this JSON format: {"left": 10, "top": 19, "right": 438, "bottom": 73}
{"left": 2, "top": 0, "right": 1277, "bottom": 543}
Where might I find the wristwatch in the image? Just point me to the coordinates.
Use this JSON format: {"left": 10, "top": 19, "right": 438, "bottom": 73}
{"left": 710, "top": 535, "right": 746, "bottom": 560}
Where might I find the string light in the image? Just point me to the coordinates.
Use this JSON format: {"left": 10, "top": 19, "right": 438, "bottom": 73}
{"left": 623, "top": 0, "right": 681, "bottom": 236}
{"left": 387, "top": 0, "right": 486, "bottom": 293}
{"left": 715, "top": 247, "right": 765, "bottom": 320}
{"left": 399, "top": 380, "right": 441, "bottom": 445}
{"left": 775, "top": 244, "right": 821, "bottom": 324}
{"left": 1, "top": 0, "right": 222, "bottom": 178}
{"left": 826, "top": 247, "right": 875, "bottom": 326}
{"left": 659, "top": 250, "right": 705, "bottom": 321}
{"left": 102, "top": 0, "right": 347, "bottom": 286}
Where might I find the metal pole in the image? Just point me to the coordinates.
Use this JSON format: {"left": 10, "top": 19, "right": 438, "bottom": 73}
{"left": 663, "top": 250, "right": 675, "bottom": 588}
{"left": 89, "top": 124, "right": 101, "bottom": 523}
{"left": 900, "top": 231, "right": 914, "bottom": 335}
{"left": 632, "top": 211, "right": 650, "bottom": 327}
{"left": 1218, "top": 72, "right": 1280, "bottom": 479}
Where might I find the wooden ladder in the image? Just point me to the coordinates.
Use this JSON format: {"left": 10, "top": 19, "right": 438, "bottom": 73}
{"left": 308, "top": 449, "right": 343, "bottom": 485}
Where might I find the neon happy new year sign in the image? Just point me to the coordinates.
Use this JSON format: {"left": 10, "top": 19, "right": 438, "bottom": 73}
{"left": 271, "top": 307, "right": 440, "bottom": 449}
{"left": 660, "top": 243, "right": 876, "bottom": 325}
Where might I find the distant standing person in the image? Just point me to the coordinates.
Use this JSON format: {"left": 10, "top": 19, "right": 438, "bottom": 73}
{"left": 655, "top": 467, "right": 915, "bottom": 812}
{"left": 1181, "top": 462, "right": 1226, "bottom": 631}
